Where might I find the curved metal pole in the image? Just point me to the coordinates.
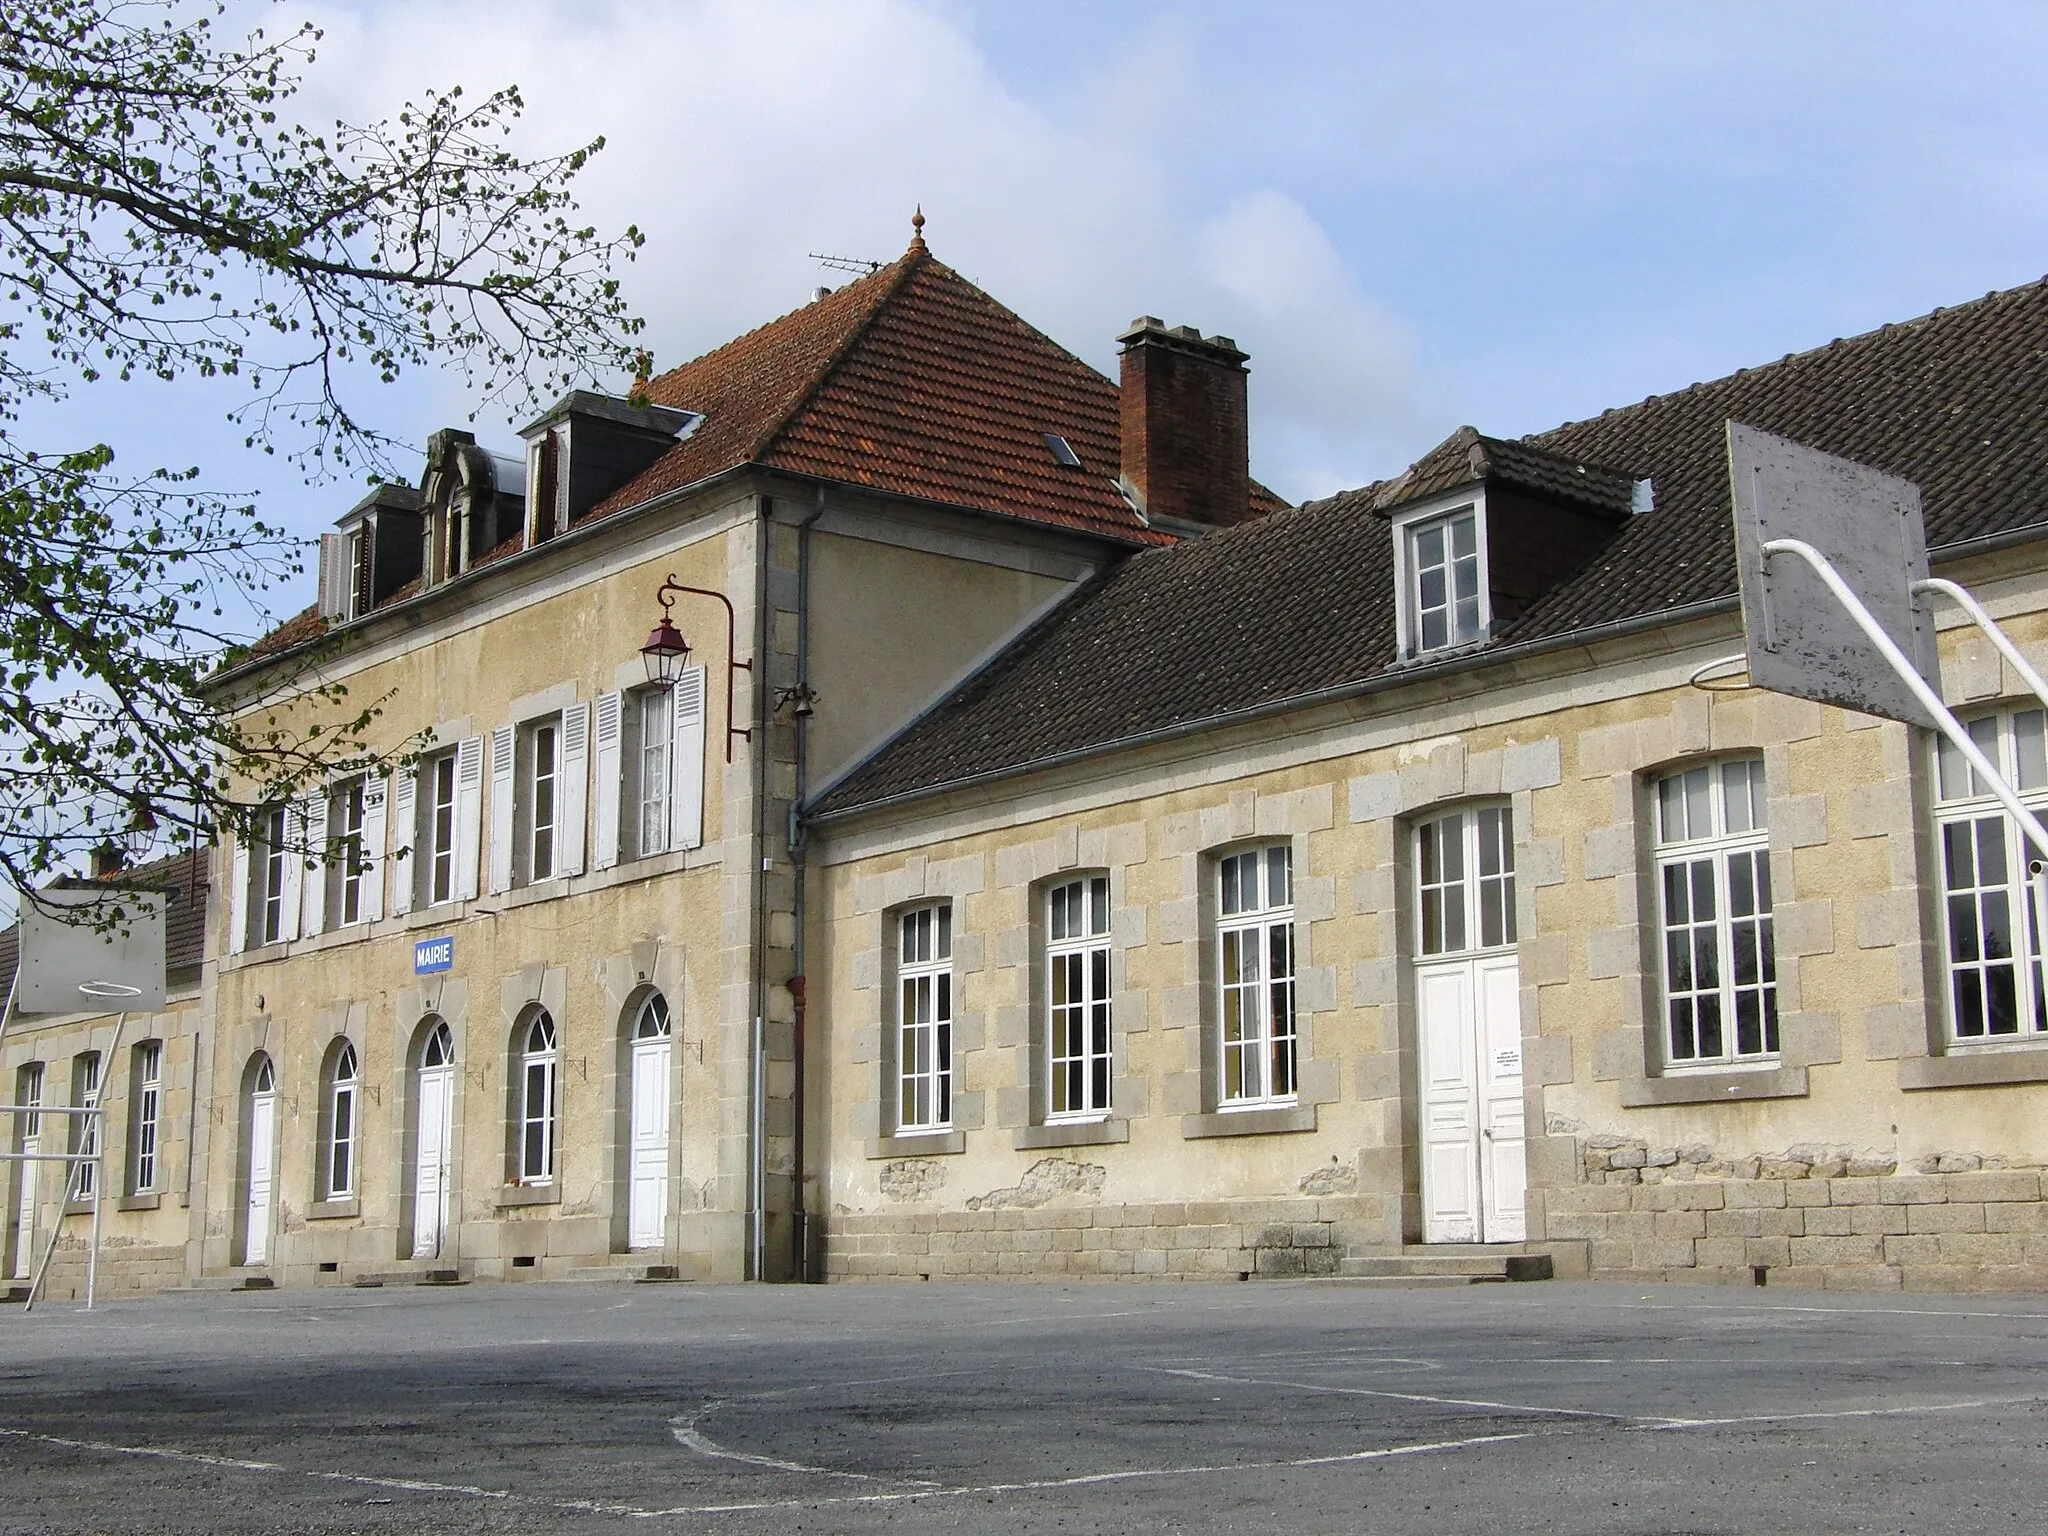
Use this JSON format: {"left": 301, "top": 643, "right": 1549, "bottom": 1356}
{"left": 653, "top": 578, "right": 754, "bottom": 762}
{"left": 1763, "top": 540, "right": 2048, "bottom": 857}
{"left": 1914, "top": 577, "right": 2048, "bottom": 712}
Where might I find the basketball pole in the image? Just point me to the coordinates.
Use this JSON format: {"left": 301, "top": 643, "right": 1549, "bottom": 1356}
{"left": 1764, "top": 538, "right": 2048, "bottom": 957}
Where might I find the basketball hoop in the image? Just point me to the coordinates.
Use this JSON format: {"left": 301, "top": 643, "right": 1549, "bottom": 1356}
{"left": 1688, "top": 652, "right": 1755, "bottom": 693}
{"left": 76, "top": 981, "right": 144, "bottom": 1001}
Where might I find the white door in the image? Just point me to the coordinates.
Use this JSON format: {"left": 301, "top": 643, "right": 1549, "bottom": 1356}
{"left": 413, "top": 1065, "right": 454, "bottom": 1259}
{"left": 12, "top": 1067, "right": 39, "bottom": 1279}
{"left": 246, "top": 1069, "right": 277, "bottom": 1265}
{"left": 1414, "top": 807, "right": 1527, "bottom": 1244}
{"left": 628, "top": 995, "right": 673, "bottom": 1249}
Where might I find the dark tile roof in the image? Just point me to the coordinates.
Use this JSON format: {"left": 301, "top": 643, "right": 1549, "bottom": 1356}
{"left": 0, "top": 850, "right": 211, "bottom": 1002}
{"left": 816, "top": 275, "right": 2048, "bottom": 817}
{"left": 1373, "top": 426, "right": 1635, "bottom": 520}
{"left": 589, "top": 240, "right": 1178, "bottom": 544}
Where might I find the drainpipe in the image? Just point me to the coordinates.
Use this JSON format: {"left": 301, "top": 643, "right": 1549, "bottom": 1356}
{"left": 788, "top": 485, "right": 826, "bottom": 1282}
{"left": 748, "top": 494, "right": 773, "bottom": 1281}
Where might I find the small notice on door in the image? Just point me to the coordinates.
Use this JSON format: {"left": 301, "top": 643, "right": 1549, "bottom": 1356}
{"left": 1494, "top": 1047, "right": 1522, "bottom": 1075}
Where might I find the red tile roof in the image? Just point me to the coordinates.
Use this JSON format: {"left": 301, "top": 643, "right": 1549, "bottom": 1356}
{"left": 589, "top": 242, "right": 1176, "bottom": 543}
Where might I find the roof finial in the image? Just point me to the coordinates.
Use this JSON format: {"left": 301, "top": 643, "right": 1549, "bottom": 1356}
{"left": 910, "top": 204, "right": 926, "bottom": 251}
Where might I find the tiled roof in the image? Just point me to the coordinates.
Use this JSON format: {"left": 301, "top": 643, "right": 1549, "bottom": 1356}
{"left": 1373, "top": 426, "right": 1635, "bottom": 520}
{"left": 815, "top": 275, "right": 2048, "bottom": 817}
{"left": 247, "top": 605, "right": 325, "bottom": 658}
{"left": 590, "top": 242, "right": 1175, "bottom": 544}
{"left": 0, "top": 849, "right": 211, "bottom": 1002}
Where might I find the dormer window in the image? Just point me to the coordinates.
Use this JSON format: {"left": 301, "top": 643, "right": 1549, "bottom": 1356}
{"left": 1397, "top": 501, "right": 1487, "bottom": 656}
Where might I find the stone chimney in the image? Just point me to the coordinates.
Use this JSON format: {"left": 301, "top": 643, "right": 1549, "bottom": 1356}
{"left": 89, "top": 844, "right": 125, "bottom": 879}
{"left": 1117, "top": 318, "right": 1252, "bottom": 529}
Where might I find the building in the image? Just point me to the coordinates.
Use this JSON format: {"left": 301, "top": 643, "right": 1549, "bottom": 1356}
{"left": 9, "top": 232, "right": 2048, "bottom": 1296}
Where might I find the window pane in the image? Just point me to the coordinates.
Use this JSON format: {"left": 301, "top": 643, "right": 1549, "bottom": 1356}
{"left": 2019, "top": 712, "right": 2048, "bottom": 791}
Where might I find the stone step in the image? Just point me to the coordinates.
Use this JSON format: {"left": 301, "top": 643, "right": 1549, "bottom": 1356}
{"left": 1339, "top": 1251, "right": 1554, "bottom": 1282}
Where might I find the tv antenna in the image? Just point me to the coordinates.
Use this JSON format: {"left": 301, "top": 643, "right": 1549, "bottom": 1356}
{"left": 809, "top": 252, "right": 883, "bottom": 276}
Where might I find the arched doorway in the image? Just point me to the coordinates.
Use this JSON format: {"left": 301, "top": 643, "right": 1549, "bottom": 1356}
{"left": 412, "top": 1020, "right": 456, "bottom": 1260}
{"left": 243, "top": 1056, "right": 278, "bottom": 1265}
{"left": 626, "top": 993, "right": 672, "bottom": 1250}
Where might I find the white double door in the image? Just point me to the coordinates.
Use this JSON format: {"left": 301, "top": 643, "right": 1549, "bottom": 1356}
{"left": 627, "top": 1038, "right": 671, "bottom": 1249}
{"left": 412, "top": 1066, "right": 454, "bottom": 1259}
{"left": 1417, "top": 952, "right": 1526, "bottom": 1244}
{"left": 246, "top": 1089, "right": 276, "bottom": 1265}
{"left": 11, "top": 1135, "right": 34, "bottom": 1280}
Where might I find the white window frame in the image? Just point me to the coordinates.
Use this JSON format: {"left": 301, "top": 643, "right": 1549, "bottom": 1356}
{"left": 1653, "top": 759, "right": 1777, "bottom": 1067}
{"left": 895, "top": 905, "right": 954, "bottom": 1133}
{"left": 425, "top": 750, "right": 459, "bottom": 906}
{"left": 634, "top": 686, "right": 673, "bottom": 860}
{"left": 517, "top": 1011, "right": 558, "bottom": 1185}
{"left": 1415, "top": 804, "right": 1518, "bottom": 959}
{"left": 130, "top": 1041, "right": 161, "bottom": 1194}
{"left": 1046, "top": 876, "right": 1112, "bottom": 1122}
{"left": 325, "top": 1042, "right": 358, "bottom": 1200}
{"left": 1391, "top": 495, "right": 1489, "bottom": 658}
{"left": 71, "top": 1052, "right": 101, "bottom": 1200}
{"left": 258, "top": 804, "right": 289, "bottom": 945}
{"left": 521, "top": 715, "right": 562, "bottom": 885}
{"left": 1933, "top": 708, "right": 2048, "bottom": 1044}
{"left": 330, "top": 777, "right": 367, "bottom": 928}
{"left": 1217, "top": 845, "right": 1296, "bottom": 1109}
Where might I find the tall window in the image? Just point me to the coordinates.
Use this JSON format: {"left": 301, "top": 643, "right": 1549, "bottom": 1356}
{"left": 129, "top": 1042, "right": 162, "bottom": 1194}
{"left": 1047, "top": 877, "right": 1112, "bottom": 1120}
{"left": 331, "top": 778, "right": 367, "bottom": 927}
{"left": 524, "top": 718, "right": 560, "bottom": 883}
{"left": 325, "top": 1042, "right": 359, "bottom": 1199}
{"left": 896, "top": 906, "right": 953, "bottom": 1132}
{"left": 1417, "top": 805, "right": 1517, "bottom": 957}
{"left": 71, "top": 1052, "right": 101, "bottom": 1200}
{"left": 1935, "top": 710, "right": 2048, "bottom": 1040}
{"left": 259, "top": 804, "right": 289, "bottom": 944}
{"left": 1218, "top": 846, "right": 1296, "bottom": 1107}
{"left": 427, "top": 751, "right": 458, "bottom": 905}
{"left": 518, "top": 1011, "right": 558, "bottom": 1184}
{"left": 636, "top": 687, "right": 672, "bottom": 858}
{"left": 1406, "top": 506, "right": 1484, "bottom": 653}
{"left": 1655, "top": 760, "right": 1777, "bottom": 1065}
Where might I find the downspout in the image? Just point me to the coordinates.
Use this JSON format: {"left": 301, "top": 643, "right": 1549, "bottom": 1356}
{"left": 788, "top": 485, "right": 827, "bottom": 1281}
{"left": 748, "top": 494, "right": 773, "bottom": 1281}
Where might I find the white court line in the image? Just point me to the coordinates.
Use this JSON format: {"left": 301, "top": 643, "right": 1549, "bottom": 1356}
{"left": 634, "top": 1431, "right": 1540, "bottom": 1517}
{"left": 669, "top": 1404, "right": 936, "bottom": 1486}
{"left": 1645, "top": 1396, "right": 2040, "bottom": 1429}
{"left": 0, "top": 1416, "right": 1538, "bottom": 1521}
{"left": 1147, "top": 1365, "right": 1629, "bottom": 1423}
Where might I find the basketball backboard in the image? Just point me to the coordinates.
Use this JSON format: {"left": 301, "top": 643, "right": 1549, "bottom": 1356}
{"left": 1727, "top": 421, "right": 1941, "bottom": 729}
{"left": 16, "top": 887, "right": 167, "bottom": 1014}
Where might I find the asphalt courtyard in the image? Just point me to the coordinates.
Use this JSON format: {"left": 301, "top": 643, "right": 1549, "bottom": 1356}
{"left": 1, "top": 1278, "right": 2046, "bottom": 1534}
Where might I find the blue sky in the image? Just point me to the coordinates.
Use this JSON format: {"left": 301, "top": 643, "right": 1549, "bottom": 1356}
{"left": 41, "top": 0, "right": 2048, "bottom": 632}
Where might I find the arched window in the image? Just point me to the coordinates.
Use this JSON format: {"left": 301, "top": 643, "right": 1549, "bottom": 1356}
{"left": 422, "top": 1021, "right": 453, "bottom": 1069}
{"left": 324, "top": 1042, "right": 360, "bottom": 1199}
{"left": 518, "top": 1010, "right": 558, "bottom": 1185}
{"left": 634, "top": 993, "right": 671, "bottom": 1040}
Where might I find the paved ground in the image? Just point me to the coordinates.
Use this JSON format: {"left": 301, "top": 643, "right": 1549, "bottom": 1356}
{"left": 1, "top": 1278, "right": 2046, "bottom": 1533}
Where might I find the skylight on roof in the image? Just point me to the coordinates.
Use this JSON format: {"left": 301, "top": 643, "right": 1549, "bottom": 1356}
{"left": 1043, "top": 432, "right": 1082, "bottom": 468}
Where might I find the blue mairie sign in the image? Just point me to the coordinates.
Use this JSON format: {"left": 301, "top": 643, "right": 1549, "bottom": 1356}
{"left": 413, "top": 936, "right": 454, "bottom": 975}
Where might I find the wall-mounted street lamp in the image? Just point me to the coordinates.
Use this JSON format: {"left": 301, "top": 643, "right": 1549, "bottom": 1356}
{"left": 640, "top": 576, "right": 754, "bottom": 761}
{"left": 121, "top": 801, "right": 157, "bottom": 863}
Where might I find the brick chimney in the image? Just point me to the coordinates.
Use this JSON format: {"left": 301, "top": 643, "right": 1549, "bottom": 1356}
{"left": 89, "top": 844, "right": 125, "bottom": 879}
{"left": 1117, "top": 318, "right": 1252, "bottom": 529}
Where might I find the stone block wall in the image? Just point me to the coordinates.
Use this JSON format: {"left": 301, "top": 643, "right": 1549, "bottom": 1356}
{"left": 823, "top": 1194, "right": 1389, "bottom": 1282}
{"left": 1551, "top": 1132, "right": 2048, "bottom": 1290}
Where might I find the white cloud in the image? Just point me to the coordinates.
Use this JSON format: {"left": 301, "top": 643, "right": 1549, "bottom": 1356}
{"left": 286, "top": 0, "right": 1419, "bottom": 502}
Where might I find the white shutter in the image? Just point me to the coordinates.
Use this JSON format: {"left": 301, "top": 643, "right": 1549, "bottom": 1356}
{"left": 454, "top": 735, "right": 484, "bottom": 903}
{"left": 487, "top": 725, "right": 516, "bottom": 895}
{"left": 301, "top": 791, "right": 329, "bottom": 936}
{"left": 592, "top": 692, "right": 622, "bottom": 872}
{"left": 359, "top": 775, "right": 387, "bottom": 924}
{"left": 277, "top": 803, "right": 305, "bottom": 944}
{"left": 389, "top": 768, "right": 417, "bottom": 918}
{"left": 558, "top": 701, "right": 590, "bottom": 878}
{"left": 670, "top": 665, "right": 707, "bottom": 853}
{"left": 317, "top": 533, "right": 348, "bottom": 618}
{"left": 228, "top": 838, "right": 250, "bottom": 956}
